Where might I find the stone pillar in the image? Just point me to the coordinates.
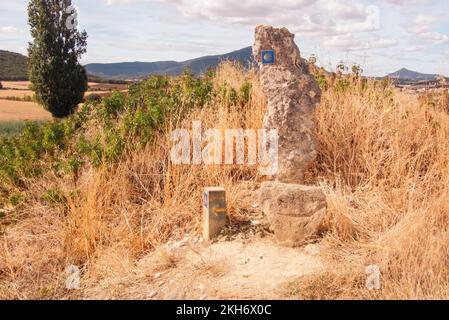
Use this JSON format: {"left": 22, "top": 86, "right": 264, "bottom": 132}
{"left": 253, "top": 25, "right": 326, "bottom": 247}
{"left": 253, "top": 25, "right": 321, "bottom": 184}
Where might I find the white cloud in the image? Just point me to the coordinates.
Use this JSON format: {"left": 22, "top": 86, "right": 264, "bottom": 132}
{"left": 323, "top": 33, "right": 398, "bottom": 51}
{"left": 334, "top": 5, "right": 380, "bottom": 33}
{"left": 383, "top": 0, "right": 431, "bottom": 5}
{"left": 419, "top": 32, "right": 449, "bottom": 44}
{"left": 407, "top": 14, "right": 449, "bottom": 45}
{"left": 102, "top": 0, "right": 403, "bottom": 56}
{"left": 404, "top": 45, "right": 425, "bottom": 52}
{"left": 0, "top": 26, "right": 19, "bottom": 34}
{"left": 104, "top": 0, "right": 380, "bottom": 37}
{"left": 414, "top": 15, "right": 439, "bottom": 26}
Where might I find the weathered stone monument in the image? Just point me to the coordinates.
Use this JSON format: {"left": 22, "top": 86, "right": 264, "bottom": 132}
{"left": 253, "top": 25, "right": 327, "bottom": 246}
{"left": 253, "top": 25, "right": 321, "bottom": 184}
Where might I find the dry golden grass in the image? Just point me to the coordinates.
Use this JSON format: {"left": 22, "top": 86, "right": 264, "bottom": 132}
{"left": 1, "top": 64, "right": 449, "bottom": 299}
{"left": 0, "top": 90, "right": 34, "bottom": 99}
{"left": 0, "top": 81, "right": 31, "bottom": 90}
{"left": 0, "top": 100, "right": 51, "bottom": 121}
{"left": 311, "top": 79, "right": 449, "bottom": 299}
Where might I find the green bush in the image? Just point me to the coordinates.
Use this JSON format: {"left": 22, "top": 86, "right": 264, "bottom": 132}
{"left": 9, "top": 193, "right": 25, "bottom": 206}
{"left": 0, "top": 121, "right": 42, "bottom": 137}
{"left": 239, "top": 81, "right": 251, "bottom": 104}
{"left": 41, "top": 189, "right": 66, "bottom": 205}
{"left": 84, "top": 93, "right": 102, "bottom": 104}
{"left": 102, "top": 91, "right": 126, "bottom": 118}
{"left": 43, "top": 122, "right": 65, "bottom": 152}
{"left": 104, "top": 128, "right": 125, "bottom": 164}
{"left": 0, "top": 72, "right": 216, "bottom": 191}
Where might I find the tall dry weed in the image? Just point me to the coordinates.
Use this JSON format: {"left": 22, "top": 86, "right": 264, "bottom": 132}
{"left": 313, "top": 79, "right": 449, "bottom": 299}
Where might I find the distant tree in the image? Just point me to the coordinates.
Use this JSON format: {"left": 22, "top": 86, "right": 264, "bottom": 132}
{"left": 84, "top": 93, "right": 102, "bottom": 104}
{"left": 28, "top": 0, "right": 88, "bottom": 118}
{"left": 0, "top": 82, "right": 3, "bottom": 89}
{"left": 336, "top": 61, "right": 348, "bottom": 75}
{"left": 437, "top": 75, "right": 447, "bottom": 86}
{"left": 308, "top": 54, "right": 317, "bottom": 65}
{"left": 351, "top": 64, "right": 363, "bottom": 78}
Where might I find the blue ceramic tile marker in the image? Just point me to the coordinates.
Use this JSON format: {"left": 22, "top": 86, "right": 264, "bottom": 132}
{"left": 261, "top": 50, "right": 275, "bottom": 64}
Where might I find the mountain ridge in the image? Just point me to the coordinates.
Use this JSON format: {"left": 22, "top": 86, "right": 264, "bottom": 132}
{"left": 84, "top": 47, "right": 253, "bottom": 80}
{"left": 0, "top": 50, "right": 28, "bottom": 80}
{"left": 2, "top": 47, "right": 447, "bottom": 82}
{"left": 386, "top": 67, "right": 442, "bottom": 81}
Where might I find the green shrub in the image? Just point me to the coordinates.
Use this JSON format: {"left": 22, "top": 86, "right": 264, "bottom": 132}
{"left": 0, "top": 95, "right": 34, "bottom": 102}
{"left": 0, "top": 71, "right": 216, "bottom": 190}
{"left": 84, "top": 93, "right": 102, "bottom": 104}
{"left": 41, "top": 189, "right": 66, "bottom": 205}
{"left": 0, "top": 121, "right": 38, "bottom": 137}
{"left": 64, "top": 155, "right": 84, "bottom": 179}
{"left": 104, "top": 128, "right": 125, "bottom": 164}
{"left": 89, "top": 141, "right": 103, "bottom": 168}
{"left": 43, "top": 121, "right": 65, "bottom": 152}
{"left": 9, "top": 193, "right": 25, "bottom": 206}
{"left": 102, "top": 91, "right": 126, "bottom": 118}
{"left": 239, "top": 81, "right": 251, "bottom": 104}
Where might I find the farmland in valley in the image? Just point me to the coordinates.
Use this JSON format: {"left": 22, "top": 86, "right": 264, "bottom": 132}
{"left": 0, "top": 81, "right": 128, "bottom": 123}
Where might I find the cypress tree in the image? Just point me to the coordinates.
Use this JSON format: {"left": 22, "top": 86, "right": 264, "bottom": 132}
{"left": 28, "top": 0, "right": 88, "bottom": 118}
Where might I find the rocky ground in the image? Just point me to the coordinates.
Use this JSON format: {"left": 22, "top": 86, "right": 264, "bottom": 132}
{"left": 74, "top": 218, "right": 324, "bottom": 300}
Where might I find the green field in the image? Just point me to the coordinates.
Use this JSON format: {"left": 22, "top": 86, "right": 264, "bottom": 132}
{"left": 0, "top": 120, "right": 47, "bottom": 137}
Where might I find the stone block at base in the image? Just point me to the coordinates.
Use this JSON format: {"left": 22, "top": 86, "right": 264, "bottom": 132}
{"left": 259, "top": 181, "right": 327, "bottom": 247}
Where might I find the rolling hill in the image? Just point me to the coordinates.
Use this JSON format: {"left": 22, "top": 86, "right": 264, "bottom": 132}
{"left": 0, "top": 50, "right": 122, "bottom": 83}
{"left": 387, "top": 68, "right": 440, "bottom": 81}
{"left": 84, "top": 47, "right": 253, "bottom": 80}
{"left": 1, "top": 46, "right": 252, "bottom": 82}
{"left": 0, "top": 50, "right": 28, "bottom": 80}
{"left": 3, "top": 47, "right": 445, "bottom": 84}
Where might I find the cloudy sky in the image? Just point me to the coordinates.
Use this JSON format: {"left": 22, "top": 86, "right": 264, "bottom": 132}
{"left": 1, "top": 0, "right": 448, "bottom": 76}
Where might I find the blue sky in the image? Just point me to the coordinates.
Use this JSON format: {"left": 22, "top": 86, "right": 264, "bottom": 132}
{"left": 1, "top": 0, "right": 448, "bottom": 76}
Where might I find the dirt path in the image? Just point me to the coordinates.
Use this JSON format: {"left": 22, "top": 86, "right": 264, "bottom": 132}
{"left": 152, "top": 238, "right": 323, "bottom": 300}
{"left": 79, "top": 230, "right": 324, "bottom": 300}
